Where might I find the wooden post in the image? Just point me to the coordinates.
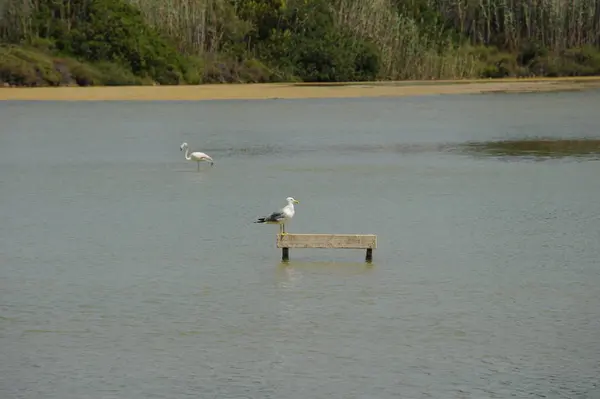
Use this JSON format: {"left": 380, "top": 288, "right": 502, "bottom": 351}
{"left": 282, "top": 247, "right": 289, "bottom": 261}
{"left": 276, "top": 234, "right": 377, "bottom": 261}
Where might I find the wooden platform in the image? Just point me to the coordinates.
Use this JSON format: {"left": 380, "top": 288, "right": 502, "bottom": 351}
{"left": 276, "top": 233, "right": 377, "bottom": 262}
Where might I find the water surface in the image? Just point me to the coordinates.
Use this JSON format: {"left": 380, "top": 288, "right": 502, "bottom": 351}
{"left": 1, "top": 90, "right": 600, "bottom": 399}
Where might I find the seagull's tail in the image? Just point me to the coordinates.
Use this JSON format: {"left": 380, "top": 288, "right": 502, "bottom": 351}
{"left": 254, "top": 217, "right": 266, "bottom": 224}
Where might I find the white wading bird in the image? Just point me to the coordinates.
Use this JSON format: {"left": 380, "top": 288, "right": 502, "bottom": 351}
{"left": 254, "top": 197, "right": 299, "bottom": 235}
{"left": 180, "top": 142, "right": 214, "bottom": 170}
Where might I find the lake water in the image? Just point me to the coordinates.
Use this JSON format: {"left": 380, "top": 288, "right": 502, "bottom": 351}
{"left": 1, "top": 90, "right": 600, "bottom": 399}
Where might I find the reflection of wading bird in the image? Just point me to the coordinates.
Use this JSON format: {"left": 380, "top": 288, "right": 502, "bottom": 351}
{"left": 254, "top": 197, "right": 299, "bottom": 235}
{"left": 180, "top": 142, "right": 214, "bottom": 170}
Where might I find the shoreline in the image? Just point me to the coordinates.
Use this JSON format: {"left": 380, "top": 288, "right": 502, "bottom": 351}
{"left": 1, "top": 77, "right": 600, "bottom": 101}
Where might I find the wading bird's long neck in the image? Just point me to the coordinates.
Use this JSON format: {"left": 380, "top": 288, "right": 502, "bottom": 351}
{"left": 184, "top": 148, "right": 192, "bottom": 160}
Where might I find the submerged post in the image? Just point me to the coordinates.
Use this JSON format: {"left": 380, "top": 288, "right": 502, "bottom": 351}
{"left": 276, "top": 234, "right": 377, "bottom": 262}
{"left": 366, "top": 248, "right": 373, "bottom": 263}
{"left": 282, "top": 247, "right": 289, "bottom": 261}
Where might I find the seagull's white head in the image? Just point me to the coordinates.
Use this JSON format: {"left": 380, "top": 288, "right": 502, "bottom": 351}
{"left": 286, "top": 197, "right": 299, "bottom": 204}
{"left": 180, "top": 142, "right": 188, "bottom": 151}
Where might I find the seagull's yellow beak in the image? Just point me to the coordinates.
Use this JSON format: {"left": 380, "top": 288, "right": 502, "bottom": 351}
{"left": 293, "top": 199, "right": 299, "bottom": 204}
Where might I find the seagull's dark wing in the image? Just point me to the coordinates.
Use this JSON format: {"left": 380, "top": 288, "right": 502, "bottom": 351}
{"left": 264, "top": 211, "right": 286, "bottom": 222}
{"left": 254, "top": 210, "right": 285, "bottom": 224}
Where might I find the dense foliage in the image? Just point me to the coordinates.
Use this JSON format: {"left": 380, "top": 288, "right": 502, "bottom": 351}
{"left": 0, "top": 0, "right": 599, "bottom": 86}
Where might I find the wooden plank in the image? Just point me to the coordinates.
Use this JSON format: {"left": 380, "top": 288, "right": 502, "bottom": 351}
{"left": 276, "top": 234, "right": 377, "bottom": 249}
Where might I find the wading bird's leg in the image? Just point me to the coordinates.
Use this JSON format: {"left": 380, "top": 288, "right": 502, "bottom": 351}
{"left": 197, "top": 162, "right": 200, "bottom": 171}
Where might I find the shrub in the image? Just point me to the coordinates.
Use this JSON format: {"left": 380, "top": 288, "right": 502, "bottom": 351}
{"left": 252, "top": 0, "right": 381, "bottom": 82}
{"left": 29, "top": 0, "right": 189, "bottom": 84}
{"left": 0, "top": 45, "right": 63, "bottom": 86}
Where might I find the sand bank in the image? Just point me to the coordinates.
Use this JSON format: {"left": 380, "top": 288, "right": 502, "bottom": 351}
{"left": 1, "top": 77, "right": 599, "bottom": 101}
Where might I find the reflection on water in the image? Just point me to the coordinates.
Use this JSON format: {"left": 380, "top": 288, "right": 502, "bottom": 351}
{"left": 275, "top": 265, "right": 305, "bottom": 291}
{"left": 175, "top": 140, "right": 600, "bottom": 162}
{"left": 462, "top": 139, "right": 600, "bottom": 160}
{"left": 276, "top": 261, "right": 374, "bottom": 279}
{"left": 328, "top": 143, "right": 457, "bottom": 155}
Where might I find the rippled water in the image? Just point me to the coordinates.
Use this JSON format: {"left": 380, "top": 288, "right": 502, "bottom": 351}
{"left": 1, "top": 90, "right": 600, "bottom": 399}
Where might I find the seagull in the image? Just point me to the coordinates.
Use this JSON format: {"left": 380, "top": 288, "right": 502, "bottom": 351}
{"left": 254, "top": 197, "right": 299, "bottom": 235}
{"left": 180, "top": 142, "right": 214, "bottom": 170}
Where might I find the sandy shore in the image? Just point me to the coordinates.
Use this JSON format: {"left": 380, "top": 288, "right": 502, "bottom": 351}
{"left": 1, "top": 77, "right": 599, "bottom": 101}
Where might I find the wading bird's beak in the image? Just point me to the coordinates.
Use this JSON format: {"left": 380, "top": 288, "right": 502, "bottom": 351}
{"left": 294, "top": 199, "right": 299, "bottom": 204}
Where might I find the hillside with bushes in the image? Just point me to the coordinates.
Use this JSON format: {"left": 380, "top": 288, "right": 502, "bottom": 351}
{"left": 0, "top": 0, "right": 599, "bottom": 86}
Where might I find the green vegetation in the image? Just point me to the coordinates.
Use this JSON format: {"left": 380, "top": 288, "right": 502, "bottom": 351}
{"left": 0, "top": 0, "right": 599, "bottom": 86}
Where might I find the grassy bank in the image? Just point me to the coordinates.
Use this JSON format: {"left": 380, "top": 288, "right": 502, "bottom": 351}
{"left": 1, "top": 0, "right": 599, "bottom": 87}
{"left": 2, "top": 77, "right": 600, "bottom": 101}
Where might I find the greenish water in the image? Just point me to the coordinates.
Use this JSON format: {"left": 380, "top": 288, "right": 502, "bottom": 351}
{"left": 1, "top": 90, "right": 600, "bottom": 399}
